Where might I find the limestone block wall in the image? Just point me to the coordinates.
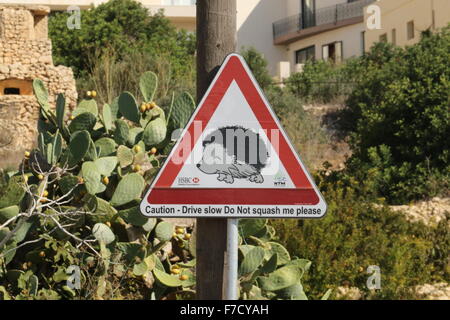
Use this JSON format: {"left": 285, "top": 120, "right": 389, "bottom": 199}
{"left": 0, "top": 5, "right": 77, "bottom": 165}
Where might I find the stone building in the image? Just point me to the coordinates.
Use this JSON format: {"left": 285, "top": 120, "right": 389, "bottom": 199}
{"left": 0, "top": 5, "right": 77, "bottom": 165}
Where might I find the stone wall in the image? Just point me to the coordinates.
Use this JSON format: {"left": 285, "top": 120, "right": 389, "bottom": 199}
{"left": 0, "top": 5, "right": 77, "bottom": 166}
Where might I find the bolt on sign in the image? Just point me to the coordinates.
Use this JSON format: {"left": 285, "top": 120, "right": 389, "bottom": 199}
{"left": 140, "top": 54, "right": 326, "bottom": 218}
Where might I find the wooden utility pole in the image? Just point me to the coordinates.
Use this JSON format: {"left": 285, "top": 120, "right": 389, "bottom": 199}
{"left": 196, "top": 0, "right": 236, "bottom": 300}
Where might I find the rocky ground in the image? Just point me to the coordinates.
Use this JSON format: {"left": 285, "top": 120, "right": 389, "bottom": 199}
{"left": 335, "top": 283, "right": 450, "bottom": 300}
{"left": 388, "top": 197, "right": 450, "bottom": 227}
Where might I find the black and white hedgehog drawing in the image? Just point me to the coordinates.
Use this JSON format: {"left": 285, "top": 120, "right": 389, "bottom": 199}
{"left": 196, "top": 126, "right": 269, "bottom": 184}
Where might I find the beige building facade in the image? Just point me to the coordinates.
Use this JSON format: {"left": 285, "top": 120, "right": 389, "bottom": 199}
{"left": 364, "top": 0, "right": 450, "bottom": 50}
{"left": 2, "top": 0, "right": 449, "bottom": 79}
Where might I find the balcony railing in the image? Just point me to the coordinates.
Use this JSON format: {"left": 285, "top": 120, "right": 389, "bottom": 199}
{"left": 273, "top": 0, "right": 376, "bottom": 41}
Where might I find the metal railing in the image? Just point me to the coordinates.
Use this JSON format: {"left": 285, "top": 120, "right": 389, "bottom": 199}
{"left": 273, "top": 0, "right": 376, "bottom": 40}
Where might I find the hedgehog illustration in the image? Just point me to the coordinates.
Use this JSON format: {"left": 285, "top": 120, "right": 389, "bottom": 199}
{"left": 196, "top": 126, "right": 269, "bottom": 184}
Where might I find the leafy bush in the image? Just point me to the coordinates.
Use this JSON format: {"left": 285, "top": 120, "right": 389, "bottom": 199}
{"left": 285, "top": 59, "right": 362, "bottom": 104}
{"left": 49, "top": 0, "right": 195, "bottom": 79}
{"left": 339, "top": 27, "right": 450, "bottom": 203}
{"left": 271, "top": 170, "right": 450, "bottom": 300}
{"left": 241, "top": 47, "right": 273, "bottom": 90}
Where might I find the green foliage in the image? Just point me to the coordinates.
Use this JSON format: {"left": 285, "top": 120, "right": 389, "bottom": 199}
{"left": 48, "top": 0, "right": 196, "bottom": 82}
{"left": 272, "top": 171, "right": 450, "bottom": 300}
{"left": 238, "top": 219, "right": 329, "bottom": 300}
{"left": 338, "top": 27, "right": 450, "bottom": 203}
{"left": 241, "top": 46, "right": 273, "bottom": 90}
{"left": 285, "top": 59, "right": 362, "bottom": 104}
{"left": 0, "top": 71, "right": 198, "bottom": 300}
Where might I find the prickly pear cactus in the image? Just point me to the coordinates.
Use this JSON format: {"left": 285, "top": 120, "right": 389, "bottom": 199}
{"left": 0, "top": 71, "right": 198, "bottom": 300}
{"left": 237, "top": 219, "right": 331, "bottom": 300}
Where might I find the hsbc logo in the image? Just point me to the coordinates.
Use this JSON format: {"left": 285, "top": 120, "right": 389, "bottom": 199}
{"left": 178, "top": 177, "right": 200, "bottom": 185}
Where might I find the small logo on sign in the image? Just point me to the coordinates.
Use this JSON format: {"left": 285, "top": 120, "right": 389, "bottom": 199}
{"left": 273, "top": 172, "right": 286, "bottom": 187}
{"left": 178, "top": 177, "right": 200, "bottom": 185}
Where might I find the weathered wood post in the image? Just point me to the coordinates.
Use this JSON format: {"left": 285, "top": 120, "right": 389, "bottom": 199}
{"left": 196, "top": 0, "right": 237, "bottom": 300}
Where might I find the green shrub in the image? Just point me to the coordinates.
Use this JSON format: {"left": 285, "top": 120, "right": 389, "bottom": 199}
{"left": 241, "top": 47, "right": 273, "bottom": 90}
{"left": 271, "top": 171, "right": 450, "bottom": 300}
{"left": 339, "top": 27, "right": 450, "bottom": 203}
{"left": 49, "top": 0, "right": 195, "bottom": 79}
{"left": 285, "top": 59, "right": 361, "bottom": 104}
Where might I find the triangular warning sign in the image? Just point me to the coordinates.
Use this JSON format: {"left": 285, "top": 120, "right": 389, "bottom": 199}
{"left": 140, "top": 54, "right": 326, "bottom": 218}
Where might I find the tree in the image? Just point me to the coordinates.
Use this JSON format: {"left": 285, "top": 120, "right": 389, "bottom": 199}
{"left": 339, "top": 27, "right": 450, "bottom": 203}
{"left": 49, "top": 0, "right": 195, "bottom": 77}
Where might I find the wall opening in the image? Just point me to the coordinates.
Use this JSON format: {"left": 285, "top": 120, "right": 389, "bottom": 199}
{"left": 0, "top": 79, "right": 33, "bottom": 96}
{"left": 4, "top": 88, "right": 20, "bottom": 95}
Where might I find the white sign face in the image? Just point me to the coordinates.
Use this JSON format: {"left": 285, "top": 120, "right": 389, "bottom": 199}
{"left": 140, "top": 54, "right": 327, "bottom": 218}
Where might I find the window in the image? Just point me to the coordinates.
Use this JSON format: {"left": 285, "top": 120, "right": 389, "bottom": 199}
{"left": 301, "top": 0, "right": 316, "bottom": 28}
{"left": 407, "top": 21, "right": 415, "bottom": 40}
{"left": 322, "top": 41, "right": 343, "bottom": 64}
{"left": 295, "top": 46, "right": 315, "bottom": 64}
{"left": 4, "top": 88, "right": 20, "bottom": 95}
{"left": 391, "top": 29, "right": 396, "bottom": 45}
{"left": 379, "top": 33, "right": 387, "bottom": 43}
{"left": 0, "top": 79, "right": 33, "bottom": 96}
{"left": 162, "top": 0, "right": 195, "bottom": 5}
{"left": 361, "top": 31, "right": 366, "bottom": 54}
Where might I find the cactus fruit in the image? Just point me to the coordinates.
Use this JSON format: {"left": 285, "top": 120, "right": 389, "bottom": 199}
{"left": 102, "top": 176, "right": 109, "bottom": 185}
{"left": 149, "top": 147, "right": 157, "bottom": 155}
{"left": 179, "top": 274, "right": 188, "bottom": 281}
{"left": 133, "top": 145, "right": 141, "bottom": 153}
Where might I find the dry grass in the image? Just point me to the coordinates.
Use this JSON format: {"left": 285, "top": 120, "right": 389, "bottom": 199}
{"left": 281, "top": 106, "right": 351, "bottom": 171}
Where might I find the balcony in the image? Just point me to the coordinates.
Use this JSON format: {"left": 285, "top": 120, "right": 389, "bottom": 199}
{"left": 273, "top": 0, "right": 376, "bottom": 45}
